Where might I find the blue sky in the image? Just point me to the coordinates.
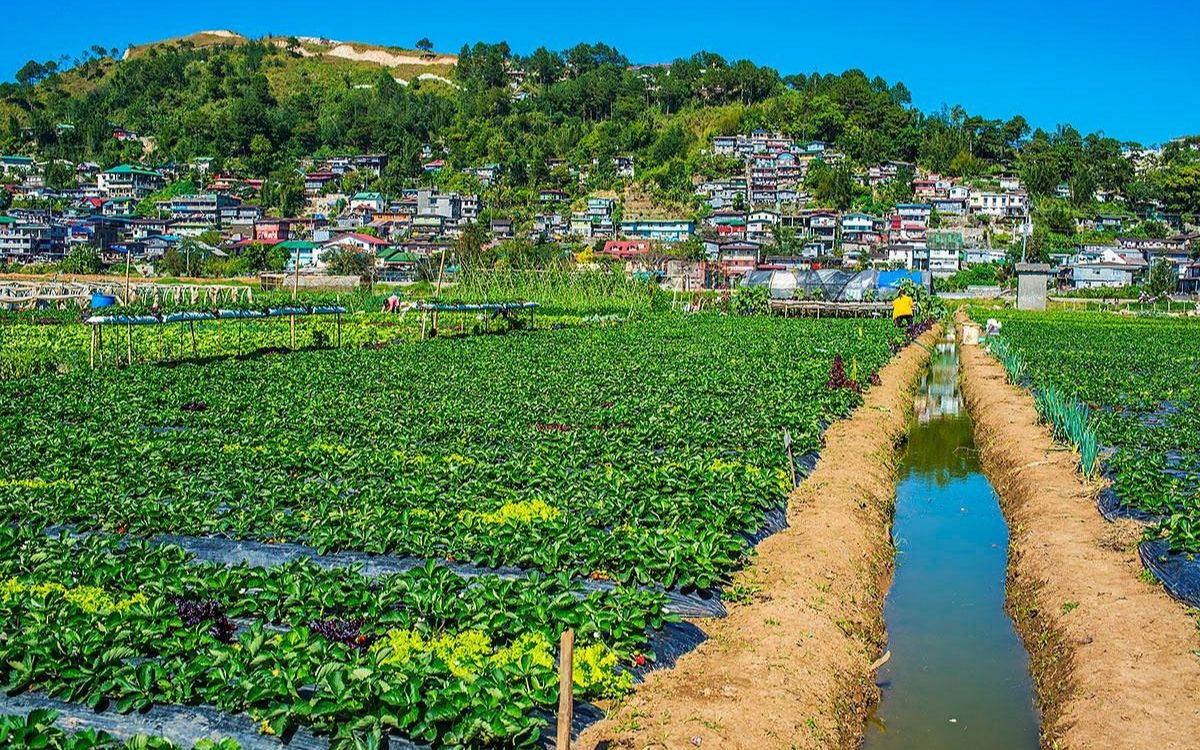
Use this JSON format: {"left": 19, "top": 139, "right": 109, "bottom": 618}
{"left": 6, "top": 0, "right": 1198, "bottom": 145}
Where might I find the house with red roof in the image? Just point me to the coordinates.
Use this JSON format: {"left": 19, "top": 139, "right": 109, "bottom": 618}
{"left": 601, "top": 240, "right": 652, "bottom": 260}
{"left": 321, "top": 232, "right": 390, "bottom": 256}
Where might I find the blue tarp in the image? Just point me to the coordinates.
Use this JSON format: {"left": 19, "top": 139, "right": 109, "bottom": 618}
{"left": 877, "top": 270, "right": 926, "bottom": 289}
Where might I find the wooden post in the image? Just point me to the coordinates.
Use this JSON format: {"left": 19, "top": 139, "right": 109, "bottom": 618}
{"left": 89, "top": 325, "right": 96, "bottom": 369}
{"left": 432, "top": 250, "right": 448, "bottom": 335}
{"left": 556, "top": 629, "right": 574, "bottom": 750}
{"left": 189, "top": 320, "right": 197, "bottom": 356}
{"left": 783, "top": 428, "right": 797, "bottom": 487}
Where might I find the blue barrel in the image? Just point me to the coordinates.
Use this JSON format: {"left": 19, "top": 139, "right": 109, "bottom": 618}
{"left": 90, "top": 292, "right": 117, "bottom": 309}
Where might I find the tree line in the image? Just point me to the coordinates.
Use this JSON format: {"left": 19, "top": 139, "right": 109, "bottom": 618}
{"left": 1, "top": 37, "right": 1197, "bottom": 217}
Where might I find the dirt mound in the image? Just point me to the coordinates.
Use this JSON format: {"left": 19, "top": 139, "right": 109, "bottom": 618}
{"left": 275, "top": 38, "right": 457, "bottom": 69}
{"left": 578, "top": 329, "right": 939, "bottom": 750}
{"left": 959, "top": 325, "right": 1200, "bottom": 750}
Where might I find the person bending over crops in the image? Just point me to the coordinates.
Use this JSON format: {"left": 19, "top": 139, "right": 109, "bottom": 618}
{"left": 892, "top": 291, "right": 914, "bottom": 328}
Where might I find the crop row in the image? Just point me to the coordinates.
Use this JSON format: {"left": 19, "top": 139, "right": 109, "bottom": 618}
{"left": 982, "top": 310, "right": 1200, "bottom": 552}
{"left": 0, "top": 314, "right": 896, "bottom": 746}
{"left": 0, "top": 315, "right": 894, "bottom": 590}
{"left": 0, "top": 525, "right": 670, "bottom": 747}
{"left": 0, "top": 708, "right": 240, "bottom": 750}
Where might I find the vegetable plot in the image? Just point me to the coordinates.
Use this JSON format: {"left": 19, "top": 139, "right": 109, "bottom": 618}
{"left": 981, "top": 310, "right": 1200, "bottom": 553}
{"left": 0, "top": 314, "right": 895, "bottom": 747}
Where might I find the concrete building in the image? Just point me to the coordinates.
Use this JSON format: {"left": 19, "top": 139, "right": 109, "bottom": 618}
{"left": 1016, "top": 263, "right": 1051, "bottom": 310}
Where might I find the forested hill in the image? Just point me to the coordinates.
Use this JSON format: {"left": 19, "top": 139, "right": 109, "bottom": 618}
{"left": 2, "top": 32, "right": 1197, "bottom": 214}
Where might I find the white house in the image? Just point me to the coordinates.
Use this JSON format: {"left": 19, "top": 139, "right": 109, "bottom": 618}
{"left": 321, "top": 232, "right": 390, "bottom": 256}
{"left": 841, "top": 213, "right": 875, "bottom": 234}
{"left": 349, "top": 192, "right": 386, "bottom": 213}
{"left": 97, "top": 165, "right": 165, "bottom": 200}
{"left": 969, "top": 190, "right": 1027, "bottom": 218}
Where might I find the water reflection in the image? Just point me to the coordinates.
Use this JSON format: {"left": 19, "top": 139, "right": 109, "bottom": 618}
{"left": 914, "top": 342, "right": 962, "bottom": 422}
{"left": 863, "top": 338, "right": 1039, "bottom": 750}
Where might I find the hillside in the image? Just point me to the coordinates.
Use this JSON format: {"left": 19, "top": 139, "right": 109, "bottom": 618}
{"left": 123, "top": 30, "right": 457, "bottom": 82}
{"left": 1, "top": 32, "right": 1196, "bottom": 220}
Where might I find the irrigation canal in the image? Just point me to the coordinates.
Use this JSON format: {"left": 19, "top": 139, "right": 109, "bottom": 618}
{"left": 862, "top": 337, "right": 1039, "bottom": 750}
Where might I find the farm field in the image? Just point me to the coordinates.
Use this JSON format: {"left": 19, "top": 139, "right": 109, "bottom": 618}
{"left": 0, "top": 314, "right": 896, "bottom": 748}
{"left": 1, "top": 311, "right": 422, "bottom": 380}
{"left": 0, "top": 272, "right": 661, "bottom": 380}
{"left": 980, "top": 310, "right": 1200, "bottom": 554}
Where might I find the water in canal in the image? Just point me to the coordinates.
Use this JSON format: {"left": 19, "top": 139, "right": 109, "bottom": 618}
{"left": 862, "top": 339, "right": 1039, "bottom": 750}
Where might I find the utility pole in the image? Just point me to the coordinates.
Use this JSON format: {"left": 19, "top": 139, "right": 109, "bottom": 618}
{"left": 1021, "top": 202, "right": 1031, "bottom": 264}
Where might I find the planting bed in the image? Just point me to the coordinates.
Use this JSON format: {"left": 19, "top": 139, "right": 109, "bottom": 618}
{"left": 0, "top": 315, "right": 895, "bottom": 748}
{"left": 980, "top": 310, "right": 1200, "bottom": 603}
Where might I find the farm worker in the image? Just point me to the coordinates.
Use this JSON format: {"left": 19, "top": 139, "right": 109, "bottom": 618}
{"left": 383, "top": 293, "right": 401, "bottom": 313}
{"left": 892, "top": 292, "right": 914, "bottom": 328}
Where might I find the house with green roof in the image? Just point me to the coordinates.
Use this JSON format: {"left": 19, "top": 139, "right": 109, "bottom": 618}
{"left": 277, "top": 240, "right": 321, "bottom": 270}
{"left": 98, "top": 164, "right": 165, "bottom": 200}
{"left": 349, "top": 192, "right": 385, "bottom": 212}
{"left": 0, "top": 155, "right": 34, "bottom": 176}
{"left": 378, "top": 248, "right": 422, "bottom": 282}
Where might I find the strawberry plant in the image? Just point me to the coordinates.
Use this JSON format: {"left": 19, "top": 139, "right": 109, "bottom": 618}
{"left": 0, "top": 314, "right": 898, "bottom": 746}
{"left": 980, "top": 309, "right": 1200, "bottom": 552}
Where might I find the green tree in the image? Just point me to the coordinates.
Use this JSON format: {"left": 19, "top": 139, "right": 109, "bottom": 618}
{"left": 454, "top": 222, "right": 491, "bottom": 270}
{"left": 58, "top": 245, "right": 101, "bottom": 274}
{"left": 42, "top": 161, "right": 77, "bottom": 191}
{"left": 1145, "top": 259, "right": 1178, "bottom": 296}
{"left": 416, "top": 38, "right": 434, "bottom": 54}
{"left": 321, "top": 246, "right": 372, "bottom": 278}
{"left": 241, "top": 242, "right": 286, "bottom": 272}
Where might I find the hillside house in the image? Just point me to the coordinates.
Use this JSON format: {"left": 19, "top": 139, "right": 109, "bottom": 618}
{"left": 303, "top": 171, "right": 338, "bottom": 194}
{"left": 322, "top": 232, "right": 389, "bottom": 256}
{"left": 1180, "top": 262, "right": 1200, "bottom": 294}
{"left": 489, "top": 219, "right": 515, "bottom": 239}
{"left": 377, "top": 249, "right": 421, "bottom": 282}
{"left": 621, "top": 218, "right": 694, "bottom": 243}
{"left": 417, "top": 189, "right": 462, "bottom": 220}
{"left": 970, "top": 190, "right": 1027, "bottom": 218}
{"left": 254, "top": 218, "right": 296, "bottom": 243}
{"left": 279, "top": 240, "right": 322, "bottom": 270}
{"left": 932, "top": 197, "right": 967, "bottom": 215}
{"left": 717, "top": 241, "right": 762, "bottom": 277}
{"left": 165, "top": 194, "right": 240, "bottom": 227}
{"left": 349, "top": 192, "right": 386, "bottom": 213}
{"left": 0, "top": 155, "right": 34, "bottom": 176}
{"left": 97, "top": 165, "right": 164, "bottom": 200}
{"left": 602, "top": 240, "right": 653, "bottom": 259}
{"left": 614, "top": 156, "right": 635, "bottom": 178}
{"left": 220, "top": 204, "right": 262, "bottom": 228}
{"left": 1072, "top": 262, "right": 1139, "bottom": 289}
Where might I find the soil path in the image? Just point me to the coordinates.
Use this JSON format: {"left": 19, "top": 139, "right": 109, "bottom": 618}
{"left": 958, "top": 327, "right": 1200, "bottom": 750}
{"left": 578, "top": 329, "right": 939, "bottom": 750}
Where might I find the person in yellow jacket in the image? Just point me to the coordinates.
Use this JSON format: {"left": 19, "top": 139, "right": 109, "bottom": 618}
{"left": 892, "top": 292, "right": 914, "bottom": 328}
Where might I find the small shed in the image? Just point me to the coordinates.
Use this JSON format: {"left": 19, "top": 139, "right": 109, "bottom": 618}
{"left": 1015, "top": 263, "right": 1052, "bottom": 310}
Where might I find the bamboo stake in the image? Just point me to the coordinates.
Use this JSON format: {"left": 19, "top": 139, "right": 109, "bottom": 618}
{"left": 556, "top": 629, "right": 574, "bottom": 750}
{"left": 432, "top": 250, "right": 448, "bottom": 336}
